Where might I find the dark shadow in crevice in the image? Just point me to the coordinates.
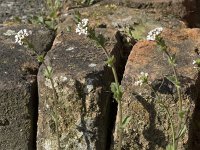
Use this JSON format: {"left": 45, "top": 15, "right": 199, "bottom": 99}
{"left": 29, "top": 80, "right": 39, "bottom": 150}
{"left": 30, "top": 30, "right": 56, "bottom": 149}
{"left": 106, "top": 31, "right": 135, "bottom": 150}
{"left": 182, "top": 0, "right": 200, "bottom": 28}
{"left": 187, "top": 72, "right": 200, "bottom": 150}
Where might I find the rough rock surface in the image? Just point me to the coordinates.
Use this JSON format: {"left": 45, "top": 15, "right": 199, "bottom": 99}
{"left": 114, "top": 28, "right": 200, "bottom": 149}
{"left": 0, "top": 0, "right": 46, "bottom": 23}
{"left": 104, "top": 0, "right": 197, "bottom": 19}
{"left": 37, "top": 28, "right": 124, "bottom": 150}
{"left": 0, "top": 24, "right": 54, "bottom": 150}
{"left": 59, "top": 3, "right": 185, "bottom": 38}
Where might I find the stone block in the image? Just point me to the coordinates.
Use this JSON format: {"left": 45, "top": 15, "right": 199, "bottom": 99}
{"left": 113, "top": 28, "right": 200, "bottom": 149}
{"left": 36, "top": 28, "right": 123, "bottom": 149}
{"left": 0, "top": 24, "right": 54, "bottom": 149}
{"left": 104, "top": 0, "right": 197, "bottom": 18}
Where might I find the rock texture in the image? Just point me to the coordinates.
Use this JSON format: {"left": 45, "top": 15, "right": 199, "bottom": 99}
{"left": 0, "top": 0, "right": 46, "bottom": 23}
{"left": 36, "top": 29, "right": 124, "bottom": 150}
{"left": 0, "top": 0, "right": 200, "bottom": 149}
{"left": 59, "top": 3, "right": 185, "bottom": 37}
{"left": 114, "top": 28, "right": 200, "bottom": 149}
{"left": 104, "top": 0, "right": 197, "bottom": 19}
{"left": 0, "top": 25, "right": 54, "bottom": 150}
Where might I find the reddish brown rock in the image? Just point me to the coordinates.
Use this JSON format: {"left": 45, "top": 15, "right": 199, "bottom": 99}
{"left": 114, "top": 28, "right": 200, "bottom": 149}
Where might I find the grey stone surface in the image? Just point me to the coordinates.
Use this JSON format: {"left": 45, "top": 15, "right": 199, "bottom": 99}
{"left": 103, "top": 0, "right": 197, "bottom": 19}
{"left": 0, "top": 0, "right": 46, "bottom": 23}
{"left": 0, "top": 24, "right": 54, "bottom": 150}
{"left": 36, "top": 29, "right": 124, "bottom": 150}
{"left": 58, "top": 3, "right": 185, "bottom": 43}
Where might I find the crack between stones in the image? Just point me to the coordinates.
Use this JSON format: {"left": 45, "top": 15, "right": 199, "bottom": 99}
{"left": 32, "top": 30, "right": 56, "bottom": 149}
{"left": 106, "top": 31, "right": 135, "bottom": 150}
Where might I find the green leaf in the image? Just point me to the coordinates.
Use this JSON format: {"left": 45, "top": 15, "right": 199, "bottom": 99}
{"left": 122, "top": 116, "right": 132, "bottom": 128}
{"left": 176, "top": 125, "right": 187, "bottom": 139}
{"left": 45, "top": 20, "right": 56, "bottom": 30}
{"left": 110, "top": 83, "right": 123, "bottom": 102}
{"left": 166, "top": 76, "right": 180, "bottom": 88}
{"left": 106, "top": 55, "right": 116, "bottom": 67}
{"left": 43, "top": 66, "right": 53, "bottom": 79}
{"left": 168, "top": 54, "right": 176, "bottom": 66}
{"left": 166, "top": 144, "right": 175, "bottom": 150}
{"left": 194, "top": 58, "right": 200, "bottom": 65}
{"left": 97, "top": 33, "right": 106, "bottom": 47}
{"left": 50, "top": 11, "right": 57, "bottom": 19}
{"left": 178, "top": 110, "right": 185, "bottom": 119}
{"left": 110, "top": 82, "right": 117, "bottom": 94}
{"left": 37, "top": 16, "right": 44, "bottom": 24}
{"left": 73, "top": 11, "right": 81, "bottom": 23}
{"left": 37, "top": 55, "right": 45, "bottom": 63}
{"left": 55, "top": 0, "right": 61, "bottom": 9}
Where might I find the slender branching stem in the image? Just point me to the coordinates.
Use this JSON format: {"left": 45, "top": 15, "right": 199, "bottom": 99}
{"left": 163, "top": 50, "right": 183, "bottom": 149}
{"left": 172, "top": 65, "right": 182, "bottom": 149}
{"left": 27, "top": 43, "right": 61, "bottom": 150}
{"left": 100, "top": 44, "right": 123, "bottom": 150}
{"left": 117, "top": 100, "right": 123, "bottom": 150}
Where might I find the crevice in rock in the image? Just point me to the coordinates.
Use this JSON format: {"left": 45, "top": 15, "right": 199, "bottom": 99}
{"left": 29, "top": 81, "right": 39, "bottom": 149}
{"left": 182, "top": 0, "right": 200, "bottom": 28}
{"left": 106, "top": 31, "right": 136, "bottom": 150}
{"left": 31, "top": 30, "right": 56, "bottom": 149}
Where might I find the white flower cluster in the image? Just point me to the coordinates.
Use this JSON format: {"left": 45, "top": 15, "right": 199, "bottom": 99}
{"left": 134, "top": 72, "right": 149, "bottom": 86}
{"left": 15, "top": 29, "right": 32, "bottom": 45}
{"left": 147, "top": 27, "right": 163, "bottom": 41}
{"left": 193, "top": 60, "right": 197, "bottom": 65}
{"left": 75, "top": 18, "right": 89, "bottom": 35}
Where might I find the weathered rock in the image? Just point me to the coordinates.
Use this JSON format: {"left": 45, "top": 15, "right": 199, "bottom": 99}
{"left": 0, "top": 0, "right": 46, "bottom": 23}
{"left": 104, "top": 0, "right": 197, "bottom": 19}
{"left": 114, "top": 28, "right": 200, "bottom": 149}
{"left": 58, "top": 3, "right": 185, "bottom": 42}
{"left": 37, "top": 28, "right": 124, "bottom": 149}
{"left": 0, "top": 24, "right": 54, "bottom": 150}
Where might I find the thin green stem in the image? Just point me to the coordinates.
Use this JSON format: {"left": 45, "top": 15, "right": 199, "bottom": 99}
{"left": 99, "top": 44, "right": 122, "bottom": 150}
{"left": 117, "top": 100, "right": 123, "bottom": 150}
{"left": 172, "top": 65, "right": 182, "bottom": 149}
{"left": 25, "top": 37, "right": 60, "bottom": 150}
{"left": 163, "top": 50, "right": 183, "bottom": 149}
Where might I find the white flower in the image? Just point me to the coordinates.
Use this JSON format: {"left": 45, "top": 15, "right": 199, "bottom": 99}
{"left": 15, "top": 29, "right": 32, "bottom": 45}
{"left": 134, "top": 72, "right": 149, "bottom": 86}
{"left": 192, "top": 60, "right": 196, "bottom": 65}
{"left": 147, "top": 27, "right": 163, "bottom": 41}
{"left": 75, "top": 18, "right": 89, "bottom": 35}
